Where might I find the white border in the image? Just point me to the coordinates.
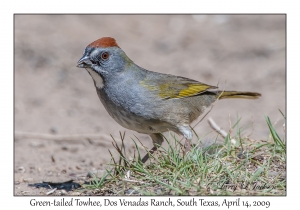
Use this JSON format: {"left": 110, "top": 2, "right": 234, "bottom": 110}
{"left": 2, "top": 0, "right": 297, "bottom": 209}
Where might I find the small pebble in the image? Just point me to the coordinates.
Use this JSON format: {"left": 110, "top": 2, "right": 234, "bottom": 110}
{"left": 21, "top": 191, "right": 30, "bottom": 195}
{"left": 23, "top": 178, "right": 33, "bottom": 182}
{"left": 30, "top": 141, "right": 45, "bottom": 148}
{"left": 87, "top": 172, "right": 95, "bottom": 178}
{"left": 18, "top": 166, "right": 26, "bottom": 173}
{"left": 155, "top": 188, "right": 162, "bottom": 194}
{"left": 49, "top": 127, "right": 58, "bottom": 134}
{"left": 60, "top": 190, "right": 67, "bottom": 195}
{"left": 268, "top": 171, "right": 280, "bottom": 177}
{"left": 125, "top": 189, "right": 139, "bottom": 195}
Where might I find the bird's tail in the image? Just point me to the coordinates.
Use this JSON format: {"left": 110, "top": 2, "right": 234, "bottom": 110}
{"left": 218, "top": 91, "right": 261, "bottom": 100}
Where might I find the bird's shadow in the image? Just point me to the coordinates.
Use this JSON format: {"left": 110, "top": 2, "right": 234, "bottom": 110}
{"left": 28, "top": 180, "right": 83, "bottom": 191}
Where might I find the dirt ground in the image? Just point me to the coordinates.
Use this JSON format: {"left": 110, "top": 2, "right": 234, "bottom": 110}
{"left": 14, "top": 15, "right": 285, "bottom": 195}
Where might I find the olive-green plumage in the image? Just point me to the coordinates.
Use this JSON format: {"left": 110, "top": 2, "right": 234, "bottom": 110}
{"left": 139, "top": 78, "right": 217, "bottom": 99}
{"left": 77, "top": 37, "right": 261, "bottom": 163}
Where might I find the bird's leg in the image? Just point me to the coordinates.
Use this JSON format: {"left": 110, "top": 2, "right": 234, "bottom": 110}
{"left": 178, "top": 125, "right": 193, "bottom": 156}
{"left": 141, "top": 146, "right": 157, "bottom": 163}
{"left": 141, "top": 133, "right": 164, "bottom": 163}
{"left": 183, "top": 139, "right": 191, "bottom": 156}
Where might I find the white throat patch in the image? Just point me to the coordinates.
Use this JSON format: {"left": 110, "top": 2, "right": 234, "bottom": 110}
{"left": 86, "top": 68, "right": 104, "bottom": 89}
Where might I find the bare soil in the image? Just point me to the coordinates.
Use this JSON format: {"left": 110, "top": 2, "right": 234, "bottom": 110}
{"left": 14, "top": 15, "right": 285, "bottom": 195}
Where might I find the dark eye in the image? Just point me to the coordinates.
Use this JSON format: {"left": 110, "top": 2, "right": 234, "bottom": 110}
{"left": 101, "top": 52, "right": 109, "bottom": 60}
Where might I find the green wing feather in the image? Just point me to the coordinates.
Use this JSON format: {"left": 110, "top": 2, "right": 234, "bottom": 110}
{"left": 139, "top": 75, "right": 217, "bottom": 99}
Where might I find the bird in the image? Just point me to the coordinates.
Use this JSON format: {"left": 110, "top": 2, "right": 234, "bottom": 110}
{"left": 77, "top": 37, "right": 261, "bottom": 163}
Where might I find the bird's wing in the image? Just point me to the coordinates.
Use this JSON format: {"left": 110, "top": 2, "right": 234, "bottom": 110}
{"left": 139, "top": 74, "right": 218, "bottom": 99}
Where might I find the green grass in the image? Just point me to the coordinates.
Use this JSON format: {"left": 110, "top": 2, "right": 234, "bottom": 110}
{"left": 84, "top": 114, "right": 286, "bottom": 196}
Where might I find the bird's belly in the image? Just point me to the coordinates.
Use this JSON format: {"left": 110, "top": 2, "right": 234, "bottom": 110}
{"left": 109, "top": 104, "right": 175, "bottom": 134}
{"left": 105, "top": 104, "right": 173, "bottom": 134}
{"left": 97, "top": 89, "right": 173, "bottom": 134}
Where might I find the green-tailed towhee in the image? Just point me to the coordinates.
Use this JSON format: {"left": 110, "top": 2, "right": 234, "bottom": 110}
{"left": 77, "top": 37, "right": 261, "bottom": 163}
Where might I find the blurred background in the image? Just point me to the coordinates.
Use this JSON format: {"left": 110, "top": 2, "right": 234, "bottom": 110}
{"left": 14, "top": 15, "right": 285, "bottom": 195}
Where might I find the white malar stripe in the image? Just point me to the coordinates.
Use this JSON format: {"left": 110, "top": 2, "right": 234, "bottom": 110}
{"left": 86, "top": 68, "right": 104, "bottom": 89}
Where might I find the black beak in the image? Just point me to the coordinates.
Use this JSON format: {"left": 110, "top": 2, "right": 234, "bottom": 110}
{"left": 77, "top": 55, "right": 90, "bottom": 68}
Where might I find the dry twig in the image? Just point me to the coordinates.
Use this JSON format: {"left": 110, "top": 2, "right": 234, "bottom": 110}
{"left": 208, "top": 117, "right": 228, "bottom": 139}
